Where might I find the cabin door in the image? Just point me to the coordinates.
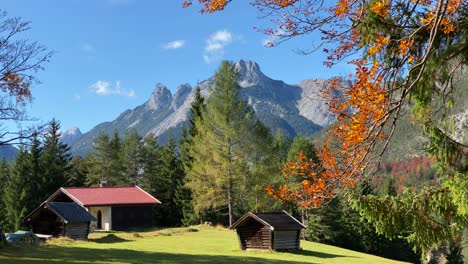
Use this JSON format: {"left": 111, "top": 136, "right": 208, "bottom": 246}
{"left": 97, "top": 210, "right": 102, "bottom": 229}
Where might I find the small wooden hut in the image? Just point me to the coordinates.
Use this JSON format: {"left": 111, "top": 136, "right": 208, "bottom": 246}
{"left": 230, "top": 210, "right": 305, "bottom": 251}
{"left": 23, "top": 202, "right": 96, "bottom": 240}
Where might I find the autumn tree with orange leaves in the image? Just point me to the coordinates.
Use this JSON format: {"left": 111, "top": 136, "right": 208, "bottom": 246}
{"left": 0, "top": 10, "right": 52, "bottom": 145}
{"left": 185, "top": 0, "right": 468, "bottom": 255}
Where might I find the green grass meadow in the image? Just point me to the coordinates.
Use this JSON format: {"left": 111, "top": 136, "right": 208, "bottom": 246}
{"left": 0, "top": 226, "right": 410, "bottom": 264}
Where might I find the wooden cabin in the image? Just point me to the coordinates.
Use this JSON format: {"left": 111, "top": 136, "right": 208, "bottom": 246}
{"left": 230, "top": 211, "right": 306, "bottom": 251}
{"left": 23, "top": 202, "right": 95, "bottom": 240}
{"left": 24, "top": 186, "right": 161, "bottom": 236}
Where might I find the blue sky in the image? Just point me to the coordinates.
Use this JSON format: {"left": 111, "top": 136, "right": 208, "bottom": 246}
{"left": 2, "top": 0, "right": 351, "bottom": 133}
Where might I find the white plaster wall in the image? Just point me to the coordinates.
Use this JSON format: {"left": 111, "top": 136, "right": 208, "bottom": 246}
{"left": 87, "top": 206, "right": 112, "bottom": 231}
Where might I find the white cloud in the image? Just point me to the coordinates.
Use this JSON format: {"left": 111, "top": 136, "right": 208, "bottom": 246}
{"left": 90, "top": 80, "right": 136, "bottom": 97}
{"left": 164, "top": 40, "right": 185, "bottom": 50}
{"left": 203, "top": 30, "right": 233, "bottom": 64}
{"left": 74, "top": 93, "right": 81, "bottom": 101}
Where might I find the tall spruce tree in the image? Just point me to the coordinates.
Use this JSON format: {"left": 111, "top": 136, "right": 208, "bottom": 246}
{"left": 177, "top": 86, "right": 205, "bottom": 226}
{"left": 188, "top": 86, "right": 205, "bottom": 138}
{"left": 40, "top": 119, "right": 70, "bottom": 201}
{"left": 65, "top": 156, "right": 88, "bottom": 187}
{"left": 29, "top": 134, "right": 43, "bottom": 206}
{"left": 286, "top": 134, "right": 317, "bottom": 163}
{"left": 141, "top": 133, "right": 163, "bottom": 225}
{"left": 243, "top": 120, "right": 276, "bottom": 212}
{"left": 187, "top": 61, "right": 254, "bottom": 226}
{"left": 271, "top": 130, "right": 291, "bottom": 170}
{"left": 176, "top": 128, "right": 197, "bottom": 226}
{"left": 87, "top": 132, "right": 127, "bottom": 186}
{"left": 142, "top": 133, "right": 161, "bottom": 191}
{"left": 0, "top": 159, "right": 10, "bottom": 242}
{"left": 122, "top": 130, "right": 144, "bottom": 185}
{"left": 3, "top": 147, "right": 34, "bottom": 231}
{"left": 155, "top": 134, "right": 184, "bottom": 226}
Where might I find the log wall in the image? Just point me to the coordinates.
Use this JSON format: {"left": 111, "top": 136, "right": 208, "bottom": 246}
{"left": 272, "top": 230, "right": 300, "bottom": 250}
{"left": 64, "top": 222, "right": 91, "bottom": 240}
{"left": 236, "top": 218, "right": 271, "bottom": 250}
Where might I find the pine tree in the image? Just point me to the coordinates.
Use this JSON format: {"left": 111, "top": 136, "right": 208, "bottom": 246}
{"left": 155, "top": 134, "right": 184, "bottom": 226}
{"left": 243, "top": 120, "right": 276, "bottom": 212}
{"left": 269, "top": 130, "right": 291, "bottom": 211}
{"left": 142, "top": 133, "right": 161, "bottom": 191}
{"left": 271, "top": 130, "right": 291, "bottom": 170}
{"left": 0, "top": 159, "right": 10, "bottom": 242}
{"left": 188, "top": 85, "right": 205, "bottom": 138}
{"left": 142, "top": 133, "right": 165, "bottom": 225}
{"left": 29, "top": 134, "right": 43, "bottom": 206}
{"left": 176, "top": 128, "right": 197, "bottom": 226}
{"left": 187, "top": 60, "right": 254, "bottom": 226}
{"left": 122, "top": 130, "right": 144, "bottom": 185}
{"left": 108, "top": 132, "right": 127, "bottom": 185}
{"left": 286, "top": 134, "right": 317, "bottom": 163}
{"left": 177, "top": 86, "right": 206, "bottom": 226}
{"left": 40, "top": 119, "right": 70, "bottom": 200}
{"left": 65, "top": 156, "right": 88, "bottom": 187}
{"left": 3, "top": 147, "right": 34, "bottom": 231}
{"left": 304, "top": 197, "right": 342, "bottom": 244}
{"left": 87, "top": 132, "right": 127, "bottom": 186}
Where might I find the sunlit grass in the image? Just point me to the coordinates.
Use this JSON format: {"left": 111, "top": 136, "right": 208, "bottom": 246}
{"left": 0, "top": 225, "right": 409, "bottom": 264}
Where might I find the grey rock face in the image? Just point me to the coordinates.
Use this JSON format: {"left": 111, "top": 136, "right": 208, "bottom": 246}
{"left": 172, "top": 84, "right": 192, "bottom": 110}
{"left": 234, "top": 60, "right": 268, "bottom": 87}
{"left": 70, "top": 60, "right": 338, "bottom": 156}
{"left": 146, "top": 83, "right": 173, "bottom": 110}
{"left": 60, "top": 127, "right": 83, "bottom": 146}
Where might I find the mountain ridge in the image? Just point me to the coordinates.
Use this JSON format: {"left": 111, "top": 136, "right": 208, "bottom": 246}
{"left": 69, "top": 60, "right": 337, "bottom": 156}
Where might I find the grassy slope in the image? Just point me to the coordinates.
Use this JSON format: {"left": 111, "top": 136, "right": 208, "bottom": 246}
{"left": 0, "top": 226, "right": 409, "bottom": 264}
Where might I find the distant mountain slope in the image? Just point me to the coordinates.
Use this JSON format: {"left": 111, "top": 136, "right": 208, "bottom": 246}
{"left": 310, "top": 70, "right": 468, "bottom": 163}
{"left": 69, "top": 60, "right": 337, "bottom": 156}
{"left": 0, "top": 145, "right": 18, "bottom": 161}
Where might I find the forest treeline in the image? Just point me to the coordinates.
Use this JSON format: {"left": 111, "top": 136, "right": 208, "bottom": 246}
{"left": 1, "top": 61, "right": 447, "bottom": 262}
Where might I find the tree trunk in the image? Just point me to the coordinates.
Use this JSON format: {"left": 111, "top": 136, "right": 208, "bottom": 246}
{"left": 228, "top": 178, "right": 233, "bottom": 227}
{"left": 227, "top": 137, "right": 233, "bottom": 227}
{"left": 0, "top": 227, "right": 5, "bottom": 246}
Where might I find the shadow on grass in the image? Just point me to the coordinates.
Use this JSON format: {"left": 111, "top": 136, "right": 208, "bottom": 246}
{"left": 295, "top": 249, "right": 352, "bottom": 259}
{"left": 0, "top": 246, "right": 320, "bottom": 264}
{"left": 88, "top": 234, "right": 131, "bottom": 244}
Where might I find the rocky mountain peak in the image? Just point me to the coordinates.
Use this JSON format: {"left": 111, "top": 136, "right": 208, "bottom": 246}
{"left": 173, "top": 83, "right": 192, "bottom": 110}
{"left": 147, "top": 83, "right": 173, "bottom": 110}
{"left": 69, "top": 60, "right": 339, "bottom": 156}
{"left": 234, "top": 59, "right": 269, "bottom": 87}
{"left": 60, "top": 127, "right": 83, "bottom": 146}
{"left": 63, "top": 127, "right": 82, "bottom": 136}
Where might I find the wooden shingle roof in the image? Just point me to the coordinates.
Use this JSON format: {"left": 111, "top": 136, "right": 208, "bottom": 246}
{"left": 23, "top": 202, "right": 96, "bottom": 224}
{"left": 46, "top": 202, "right": 96, "bottom": 223}
{"left": 230, "top": 210, "right": 306, "bottom": 231}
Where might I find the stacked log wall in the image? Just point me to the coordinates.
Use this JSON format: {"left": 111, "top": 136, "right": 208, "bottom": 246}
{"left": 272, "top": 230, "right": 300, "bottom": 250}
{"left": 64, "top": 222, "right": 90, "bottom": 240}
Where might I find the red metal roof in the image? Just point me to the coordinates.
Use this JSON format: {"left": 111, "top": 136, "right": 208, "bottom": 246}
{"left": 61, "top": 186, "right": 161, "bottom": 206}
